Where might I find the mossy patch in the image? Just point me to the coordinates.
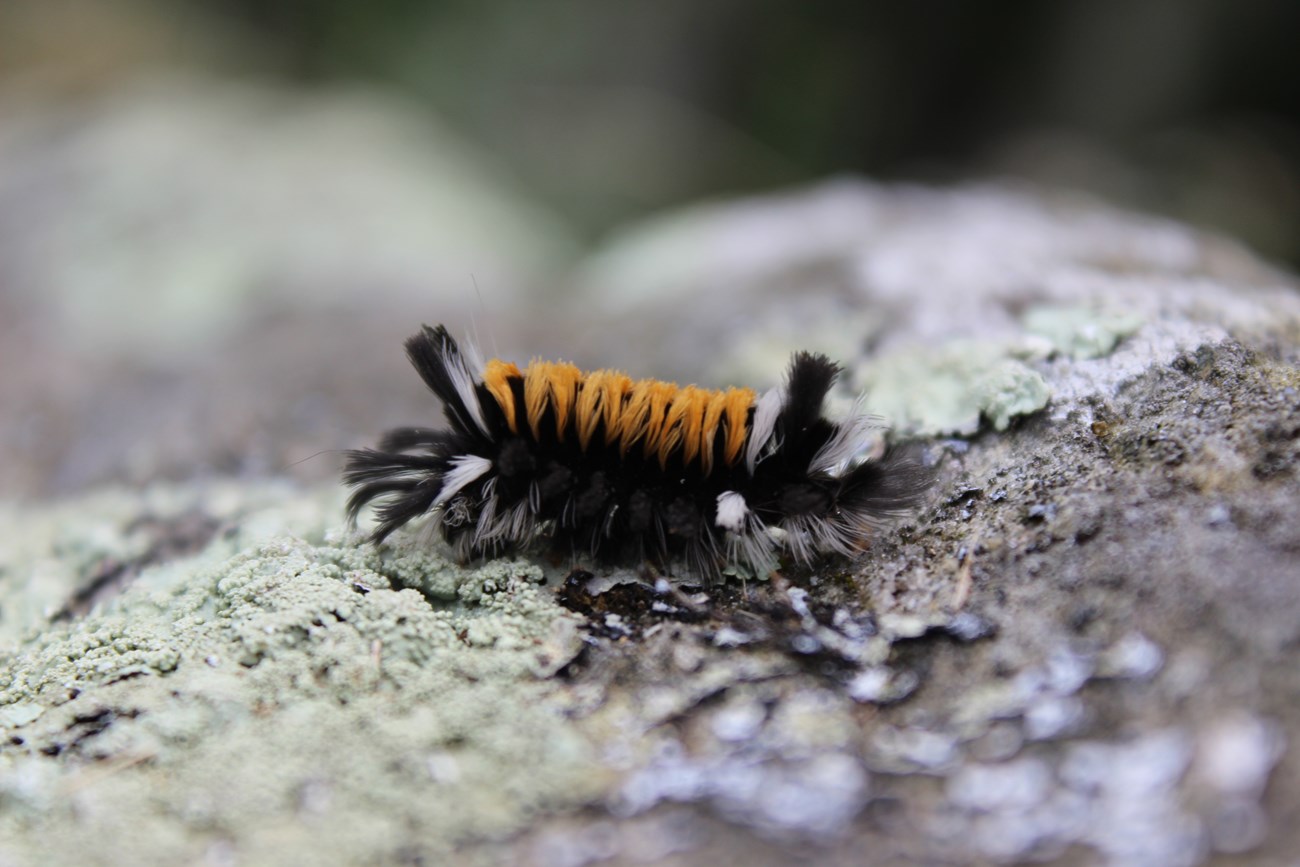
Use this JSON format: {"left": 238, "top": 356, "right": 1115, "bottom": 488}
{"left": 0, "top": 499, "right": 601, "bottom": 866}
{"left": 857, "top": 340, "right": 1052, "bottom": 436}
{"left": 1021, "top": 305, "right": 1143, "bottom": 359}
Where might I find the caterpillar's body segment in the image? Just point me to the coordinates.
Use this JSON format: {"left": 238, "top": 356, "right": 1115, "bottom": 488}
{"left": 344, "top": 325, "right": 932, "bottom": 576}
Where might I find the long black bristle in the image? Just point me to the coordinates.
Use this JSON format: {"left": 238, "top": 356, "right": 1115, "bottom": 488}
{"left": 835, "top": 444, "right": 935, "bottom": 518}
{"left": 780, "top": 352, "right": 839, "bottom": 434}
{"left": 403, "top": 325, "right": 481, "bottom": 439}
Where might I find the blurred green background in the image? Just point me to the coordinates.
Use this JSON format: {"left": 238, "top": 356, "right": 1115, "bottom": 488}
{"left": 3, "top": 0, "right": 1298, "bottom": 261}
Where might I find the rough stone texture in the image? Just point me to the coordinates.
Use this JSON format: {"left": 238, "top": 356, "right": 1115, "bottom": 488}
{"left": 2, "top": 168, "right": 1299, "bottom": 866}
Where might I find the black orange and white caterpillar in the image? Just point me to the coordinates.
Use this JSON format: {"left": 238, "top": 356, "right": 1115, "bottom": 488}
{"left": 344, "top": 325, "right": 932, "bottom": 576}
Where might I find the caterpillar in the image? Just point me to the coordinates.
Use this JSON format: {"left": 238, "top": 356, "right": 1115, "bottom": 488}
{"left": 344, "top": 325, "right": 932, "bottom": 577}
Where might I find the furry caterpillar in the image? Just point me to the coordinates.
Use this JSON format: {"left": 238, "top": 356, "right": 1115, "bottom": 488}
{"left": 344, "top": 325, "right": 931, "bottom": 576}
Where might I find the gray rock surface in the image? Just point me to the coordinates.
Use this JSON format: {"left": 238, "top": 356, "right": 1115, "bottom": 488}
{"left": 2, "top": 176, "right": 1298, "bottom": 866}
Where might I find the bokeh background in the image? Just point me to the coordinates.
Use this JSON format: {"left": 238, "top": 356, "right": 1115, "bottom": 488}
{"left": 3, "top": 0, "right": 1299, "bottom": 497}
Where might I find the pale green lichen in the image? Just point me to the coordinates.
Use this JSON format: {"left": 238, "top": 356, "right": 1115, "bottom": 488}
{"left": 858, "top": 340, "right": 1052, "bottom": 436}
{"left": 1021, "top": 305, "right": 1144, "bottom": 359}
{"left": 0, "top": 481, "right": 343, "bottom": 648}
{"left": 0, "top": 702, "right": 44, "bottom": 727}
{"left": 0, "top": 488, "right": 604, "bottom": 866}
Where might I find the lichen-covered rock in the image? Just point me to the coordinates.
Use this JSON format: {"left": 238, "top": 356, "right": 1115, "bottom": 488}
{"left": 0, "top": 488, "right": 598, "bottom": 866}
{"left": 2, "top": 180, "right": 1298, "bottom": 866}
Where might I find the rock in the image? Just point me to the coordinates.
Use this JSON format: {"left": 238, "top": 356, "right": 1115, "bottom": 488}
{"left": 2, "top": 179, "right": 1298, "bottom": 865}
